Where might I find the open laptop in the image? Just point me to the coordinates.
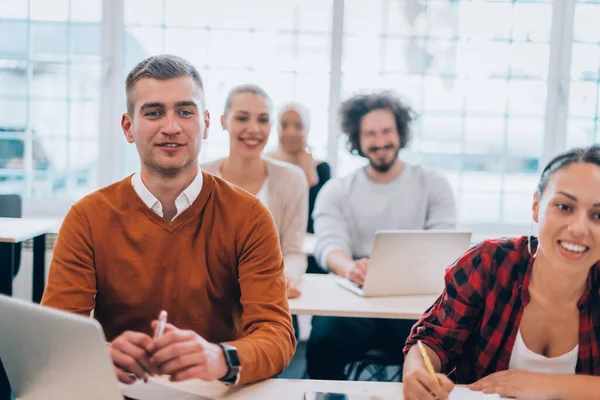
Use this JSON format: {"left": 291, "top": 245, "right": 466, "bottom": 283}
{"left": 0, "top": 295, "right": 207, "bottom": 400}
{"left": 0, "top": 294, "right": 124, "bottom": 400}
{"left": 336, "top": 230, "right": 472, "bottom": 297}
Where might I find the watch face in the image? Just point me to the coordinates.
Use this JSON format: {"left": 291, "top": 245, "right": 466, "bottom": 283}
{"left": 226, "top": 347, "right": 241, "bottom": 367}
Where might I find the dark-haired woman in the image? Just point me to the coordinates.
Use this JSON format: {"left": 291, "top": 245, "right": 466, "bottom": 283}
{"left": 267, "top": 103, "right": 331, "bottom": 236}
{"left": 403, "top": 144, "right": 600, "bottom": 400}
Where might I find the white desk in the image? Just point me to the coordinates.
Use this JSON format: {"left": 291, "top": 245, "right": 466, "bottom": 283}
{"left": 124, "top": 378, "right": 499, "bottom": 400}
{"left": 132, "top": 377, "right": 403, "bottom": 400}
{"left": 0, "top": 218, "right": 60, "bottom": 301}
{"left": 0, "top": 218, "right": 60, "bottom": 243}
{"left": 288, "top": 274, "right": 438, "bottom": 319}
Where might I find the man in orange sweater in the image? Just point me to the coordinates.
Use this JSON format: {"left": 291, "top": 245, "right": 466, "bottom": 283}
{"left": 41, "top": 54, "right": 295, "bottom": 386}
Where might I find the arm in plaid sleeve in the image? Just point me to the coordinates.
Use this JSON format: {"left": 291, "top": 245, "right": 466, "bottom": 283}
{"left": 404, "top": 241, "right": 492, "bottom": 374}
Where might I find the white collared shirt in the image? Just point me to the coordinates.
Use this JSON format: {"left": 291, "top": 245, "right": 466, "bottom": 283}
{"left": 131, "top": 172, "right": 203, "bottom": 220}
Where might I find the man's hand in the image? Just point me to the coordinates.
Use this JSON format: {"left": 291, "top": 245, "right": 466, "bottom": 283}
{"left": 149, "top": 322, "right": 229, "bottom": 382}
{"left": 346, "top": 258, "right": 369, "bottom": 286}
{"left": 285, "top": 276, "right": 302, "bottom": 299}
{"left": 297, "top": 151, "right": 319, "bottom": 186}
{"left": 470, "top": 370, "right": 557, "bottom": 400}
{"left": 108, "top": 331, "right": 154, "bottom": 384}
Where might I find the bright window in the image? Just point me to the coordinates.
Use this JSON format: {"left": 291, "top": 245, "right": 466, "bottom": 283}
{"left": 566, "top": 1, "right": 600, "bottom": 149}
{"left": 121, "top": 0, "right": 333, "bottom": 175}
{"left": 339, "top": 0, "right": 551, "bottom": 224}
{"left": 0, "top": 0, "right": 102, "bottom": 200}
{"left": 0, "top": 0, "right": 596, "bottom": 228}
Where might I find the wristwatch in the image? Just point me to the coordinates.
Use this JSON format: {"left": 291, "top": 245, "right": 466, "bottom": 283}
{"left": 218, "top": 343, "right": 241, "bottom": 385}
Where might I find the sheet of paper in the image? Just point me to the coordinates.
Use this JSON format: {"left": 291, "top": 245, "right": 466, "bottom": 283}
{"left": 120, "top": 377, "right": 212, "bottom": 400}
{"left": 449, "top": 386, "right": 508, "bottom": 400}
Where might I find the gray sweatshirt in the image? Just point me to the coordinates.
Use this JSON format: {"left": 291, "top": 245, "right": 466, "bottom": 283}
{"left": 313, "top": 162, "right": 457, "bottom": 268}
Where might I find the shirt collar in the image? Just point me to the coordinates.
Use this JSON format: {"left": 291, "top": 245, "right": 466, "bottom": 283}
{"left": 577, "top": 264, "right": 600, "bottom": 311}
{"left": 131, "top": 171, "right": 203, "bottom": 220}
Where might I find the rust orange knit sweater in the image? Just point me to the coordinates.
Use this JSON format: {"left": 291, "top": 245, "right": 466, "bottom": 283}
{"left": 42, "top": 172, "right": 296, "bottom": 384}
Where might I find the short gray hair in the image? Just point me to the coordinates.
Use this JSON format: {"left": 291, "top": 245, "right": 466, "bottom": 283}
{"left": 125, "top": 54, "right": 205, "bottom": 115}
{"left": 223, "top": 84, "right": 271, "bottom": 115}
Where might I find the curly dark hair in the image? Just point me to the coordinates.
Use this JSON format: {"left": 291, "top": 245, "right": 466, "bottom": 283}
{"left": 339, "top": 91, "right": 415, "bottom": 157}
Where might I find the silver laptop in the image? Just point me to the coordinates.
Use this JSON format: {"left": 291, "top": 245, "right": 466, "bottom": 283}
{"left": 0, "top": 295, "right": 123, "bottom": 400}
{"left": 336, "top": 230, "right": 472, "bottom": 297}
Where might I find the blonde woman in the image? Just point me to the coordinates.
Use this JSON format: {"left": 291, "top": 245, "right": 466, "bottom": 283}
{"left": 202, "top": 85, "right": 308, "bottom": 298}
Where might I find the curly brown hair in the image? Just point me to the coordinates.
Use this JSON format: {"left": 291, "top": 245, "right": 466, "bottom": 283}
{"left": 339, "top": 92, "right": 415, "bottom": 157}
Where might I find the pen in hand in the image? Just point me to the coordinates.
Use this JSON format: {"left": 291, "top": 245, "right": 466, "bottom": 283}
{"left": 144, "top": 310, "right": 167, "bottom": 383}
{"left": 154, "top": 310, "right": 168, "bottom": 339}
{"left": 418, "top": 340, "right": 439, "bottom": 384}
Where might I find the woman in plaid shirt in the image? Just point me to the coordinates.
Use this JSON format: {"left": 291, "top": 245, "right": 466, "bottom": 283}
{"left": 403, "top": 144, "right": 600, "bottom": 400}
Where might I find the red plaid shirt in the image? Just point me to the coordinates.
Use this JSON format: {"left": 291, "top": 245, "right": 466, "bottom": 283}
{"left": 404, "top": 236, "right": 600, "bottom": 384}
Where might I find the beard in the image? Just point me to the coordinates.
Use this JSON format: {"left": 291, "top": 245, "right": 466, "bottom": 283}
{"left": 143, "top": 152, "right": 198, "bottom": 178}
{"left": 145, "top": 162, "right": 185, "bottom": 178}
{"left": 366, "top": 143, "right": 400, "bottom": 173}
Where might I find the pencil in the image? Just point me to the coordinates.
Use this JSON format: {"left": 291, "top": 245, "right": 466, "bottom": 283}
{"left": 417, "top": 340, "right": 439, "bottom": 384}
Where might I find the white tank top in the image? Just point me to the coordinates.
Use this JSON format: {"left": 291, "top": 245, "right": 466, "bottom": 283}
{"left": 508, "top": 328, "right": 578, "bottom": 374}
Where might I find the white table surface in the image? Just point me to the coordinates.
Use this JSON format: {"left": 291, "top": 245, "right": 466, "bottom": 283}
{"left": 288, "top": 274, "right": 438, "bottom": 319}
{"left": 124, "top": 376, "right": 403, "bottom": 400}
{"left": 124, "top": 377, "right": 501, "bottom": 400}
{"left": 0, "top": 217, "right": 62, "bottom": 243}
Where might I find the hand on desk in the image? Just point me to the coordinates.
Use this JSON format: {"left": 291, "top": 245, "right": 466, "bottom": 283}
{"left": 110, "top": 323, "right": 229, "bottom": 385}
{"left": 470, "top": 369, "right": 554, "bottom": 399}
{"left": 403, "top": 368, "right": 454, "bottom": 400}
{"left": 148, "top": 321, "right": 229, "bottom": 382}
{"left": 285, "top": 276, "right": 302, "bottom": 299}
{"left": 346, "top": 258, "right": 369, "bottom": 286}
{"left": 108, "top": 331, "right": 155, "bottom": 384}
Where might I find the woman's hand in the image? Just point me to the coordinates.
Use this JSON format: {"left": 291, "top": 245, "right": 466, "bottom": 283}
{"left": 403, "top": 368, "right": 454, "bottom": 400}
{"left": 285, "top": 276, "right": 302, "bottom": 298}
{"left": 470, "top": 370, "right": 558, "bottom": 400}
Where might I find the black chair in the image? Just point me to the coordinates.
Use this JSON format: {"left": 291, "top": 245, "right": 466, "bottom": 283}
{"left": 0, "top": 194, "right": 22, "bottom": 278}
{"left": 346, "top": 348, "right": 403, "bottom": 382}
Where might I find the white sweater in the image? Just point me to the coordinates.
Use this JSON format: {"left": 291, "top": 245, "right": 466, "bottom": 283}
{"left": 201, "top": 157, "right": 309, "bottom": 283}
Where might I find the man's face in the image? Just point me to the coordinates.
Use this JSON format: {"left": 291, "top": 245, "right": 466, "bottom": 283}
{"left": 359, "top": 109, "right": 401, "bottom": 173}
{"left": 121, "top": 76, "right": 210, "bottom": 176}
